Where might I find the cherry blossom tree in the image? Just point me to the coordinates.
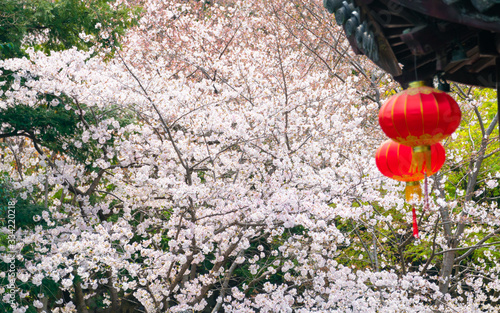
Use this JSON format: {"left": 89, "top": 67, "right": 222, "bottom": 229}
{"left": 0, "top": 0, "right": 499, "bottom": 312}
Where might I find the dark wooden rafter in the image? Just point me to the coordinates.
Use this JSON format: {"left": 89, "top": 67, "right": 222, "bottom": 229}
{"left": 323, "top": 0, "right": 500, "bottom": 88}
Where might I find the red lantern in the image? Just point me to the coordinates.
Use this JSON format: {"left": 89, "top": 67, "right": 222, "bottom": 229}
{"left": 376, "top": 140, "right": 446, "bottom": 238}
{"left": 378, "top": 81, "right": 460, "bottom": 171}
{"left": 375, "top": 140, "right": 445, "bottom": 201}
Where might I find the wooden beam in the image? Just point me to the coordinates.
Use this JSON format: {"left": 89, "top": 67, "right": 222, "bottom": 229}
{"left": 470, "top": 57, "right": 496, "bottom": 73}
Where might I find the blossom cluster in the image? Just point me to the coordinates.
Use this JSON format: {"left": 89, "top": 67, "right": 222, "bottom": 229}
{"left": 0, "top": 0, "right": 499, "bottom": 312}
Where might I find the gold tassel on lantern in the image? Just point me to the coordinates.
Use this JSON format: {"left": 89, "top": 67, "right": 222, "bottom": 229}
{"left": 405, "top": 181, "right": 422, "bottom": 202}
{"left": 411, "top": 145, "right": 432, "bottom": 173}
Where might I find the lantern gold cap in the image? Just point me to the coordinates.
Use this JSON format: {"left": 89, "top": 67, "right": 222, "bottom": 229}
{"left": 413, "top": 145, "right": 431, "bottom": 153}
{"left": 409, "top": 81, "right": 426, "bottom": 88}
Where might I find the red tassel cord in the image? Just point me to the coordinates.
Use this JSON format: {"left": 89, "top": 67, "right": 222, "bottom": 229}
{"left": 412, "top": 206, "right": 419, "bottom": 238}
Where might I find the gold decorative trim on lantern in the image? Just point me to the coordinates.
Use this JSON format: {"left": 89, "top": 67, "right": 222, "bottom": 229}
{"left": 409, "top": 81, "right": 426, "bottom": 88}
{"left": 411, "top": 145, "right": 433, "bottom": 172}
{"left": 406, "top": 81, "right": 444, "bottom": 95}
{"left": 392, "top": 174, "right": 426, "bottom": 182}
{"left": 413, "top": 145, "right": 431, "bottom": 153}
{"left": 395, "top": 133, "right": 446, "bottom": 147}
{"left": 405, "top": 181, "right": 422, "bottom": 202}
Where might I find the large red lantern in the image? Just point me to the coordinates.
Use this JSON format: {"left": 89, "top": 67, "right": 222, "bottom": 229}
{"left": 375, "top": 140, "right": 445, "bottom": 201}
{"left": 378, "top": 81, "right": 460, "bottom": 171}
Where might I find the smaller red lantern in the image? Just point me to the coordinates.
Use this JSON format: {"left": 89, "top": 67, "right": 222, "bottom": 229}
{"left": 376, "top": 140, "right": 446, "bottom": 238}
{"left": 375, "top": 140, "right": 445, "bottom": 201}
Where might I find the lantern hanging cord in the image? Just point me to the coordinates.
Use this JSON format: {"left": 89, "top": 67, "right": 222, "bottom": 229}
{"left": 424, "top": 172, "right": 429, "bottom": 212}
{"left": 414, "top": 54, "right": 418, "bottom": 82}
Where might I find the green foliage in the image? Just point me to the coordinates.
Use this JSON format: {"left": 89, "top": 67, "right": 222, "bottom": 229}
{"left": 445, "top": 88, "right": 499, "bottom": 204}
{"left": 0, "top": 175, "right": 46, "bottom": 230}
{"left": 0, "top": 176, "right": 45, "bottom": 313}
{"left": 0, "top": 0, "right": 141, "bottom": 59}
{"left": 0, "top": 92, "right": 136, "bottom": 171}
{"left": 0, "top": 174, "right": 15, "bottom": 228}
{"left": 0, "top": 101, "right": 79, "bottom": 150}
{"left": 12, "top": 201, "right": 46, "bottom": 229}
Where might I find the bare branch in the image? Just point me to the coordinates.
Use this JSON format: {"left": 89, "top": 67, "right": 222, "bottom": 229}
{"left": 117, "top": 52, "right": 188, "bottom": 170}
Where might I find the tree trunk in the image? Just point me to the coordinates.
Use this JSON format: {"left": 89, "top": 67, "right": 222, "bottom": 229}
{"left": 439, "top": 249, "right": 455, "bottom": 294}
